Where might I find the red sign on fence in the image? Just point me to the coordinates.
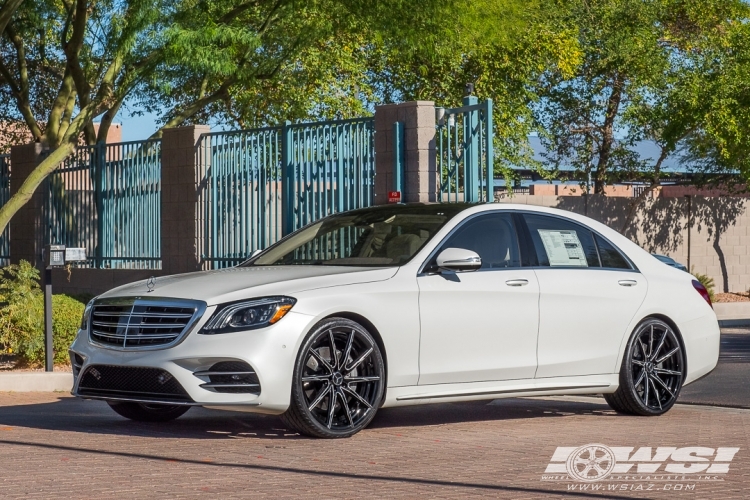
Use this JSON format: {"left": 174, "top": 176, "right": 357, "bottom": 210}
{"left": 388, "top": 191, "right": 401, "bottom": 203}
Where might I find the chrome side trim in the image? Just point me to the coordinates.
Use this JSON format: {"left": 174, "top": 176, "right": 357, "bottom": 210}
{"left": 396, "top": 384, "right": 611, "bottom": 401}
{"left": 193, "top": 371, "right": 256, "bottom": 377}
{"left": 88, "top": 296, "right": 207, "bottom": 352}
{"left": 199, "top": 383, "right": 260, "bottom": 389}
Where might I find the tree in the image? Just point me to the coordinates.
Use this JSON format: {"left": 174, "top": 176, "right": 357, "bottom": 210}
{"left": 364, "top": 1, "right": 581, "bottom": 181}
{"left": 0, "top": 0, "right": 484, "bottom": 235}
{"left": 534, "top": 0, "right": 750, "bottom": 196}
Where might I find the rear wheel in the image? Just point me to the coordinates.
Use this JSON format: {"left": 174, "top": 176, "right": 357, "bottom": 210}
{"left": 107, "top": 401, "right": 190, "bottom": 422}
{"left": 281, "top": 318, "right": 385, "bottom": 438}
{"left": 605, "top": 318, "right": 685, "bottom": 416}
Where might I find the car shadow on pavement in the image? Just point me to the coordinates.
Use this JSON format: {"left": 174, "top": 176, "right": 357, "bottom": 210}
{"left": 0, "top": 395, "right": 617, "bottom": 440}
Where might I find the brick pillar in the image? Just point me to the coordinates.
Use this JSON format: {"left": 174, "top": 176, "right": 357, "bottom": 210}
{"left": 161, "top": 125, "right": 210, "bottom": 275}
{"left": 9, "top": 143, "right": 44, "bottom": 268}
{"left": 374, "top": 101, "right": 437, "bottom": 204}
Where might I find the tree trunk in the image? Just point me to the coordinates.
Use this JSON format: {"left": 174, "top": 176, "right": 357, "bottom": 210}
{"left": 593, "top": 77, "right": 623, "bottom": 194}
{"left": 0, "top": 142, "right": 75, "bottom": 235}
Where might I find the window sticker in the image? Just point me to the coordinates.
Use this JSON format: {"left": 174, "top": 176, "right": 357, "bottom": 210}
{"left": 537, "top": 229, "right": 588, "bottom": 267}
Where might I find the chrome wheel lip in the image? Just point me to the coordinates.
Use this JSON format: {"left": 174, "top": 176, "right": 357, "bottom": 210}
{"left": 629, "top": 321, "right": 684, "bottom": 412}
{"left": 299, "top": 325, "right": 383, "bottom": 432}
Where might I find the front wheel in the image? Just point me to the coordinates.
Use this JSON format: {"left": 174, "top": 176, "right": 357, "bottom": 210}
{"left": 281, "top": 318, "right": 385, "bottom": 438}
{"left": 605, "top": 318, "right": 685, "bottom": 416}
{"left": 107, "top": 401, "right": 191, "bottom": 422}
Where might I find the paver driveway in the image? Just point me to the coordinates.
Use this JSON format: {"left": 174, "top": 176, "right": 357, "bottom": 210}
{"left": 0, "top": 393, "right": 748, "bottom": 499}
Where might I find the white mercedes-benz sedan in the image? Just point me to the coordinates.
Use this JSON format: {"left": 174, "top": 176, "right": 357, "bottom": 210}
{"left": 70, "top": 203, "right": 720, "bottom": 438}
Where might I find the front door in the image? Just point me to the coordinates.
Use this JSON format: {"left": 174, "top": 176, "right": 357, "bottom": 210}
{"left": 417, "top": 212, "right": 540, "bottom": 385}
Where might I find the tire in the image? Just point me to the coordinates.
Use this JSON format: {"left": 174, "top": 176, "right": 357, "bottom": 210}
{"left": 281, "top": 317, "right": 385, "bottom": 438}
{"left": 605, "top": 318, "right": 685, "bottom": 416}
{"left": 107, "top": 401, "right": 191, "bottom": 422}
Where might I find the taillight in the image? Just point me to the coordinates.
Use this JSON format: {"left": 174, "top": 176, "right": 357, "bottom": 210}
{"left": 692, "top": 279, "right": 712, "bottom": 308}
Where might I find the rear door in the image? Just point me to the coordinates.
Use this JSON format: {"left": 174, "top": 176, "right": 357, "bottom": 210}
{"left": 518, "top": 213, "right": 647, "bottom": 378}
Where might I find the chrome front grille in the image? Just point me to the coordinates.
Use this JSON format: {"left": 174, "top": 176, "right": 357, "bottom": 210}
{"left": 89, "top": 298, "right": 206, "bottom": 350}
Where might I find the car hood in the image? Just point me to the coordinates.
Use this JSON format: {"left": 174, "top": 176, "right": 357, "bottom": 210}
{"left": 100, "top": 266, "right": 399, "bottom": 305}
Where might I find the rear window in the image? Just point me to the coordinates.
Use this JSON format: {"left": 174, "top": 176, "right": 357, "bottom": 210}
{"left": 522, "top": 214, "right": 600, "bottom": 268}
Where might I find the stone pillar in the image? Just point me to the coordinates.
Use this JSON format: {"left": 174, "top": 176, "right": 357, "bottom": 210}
{"left": 9, "top": 143, "right": 44, "bottom": 268}
{"left": 373, "top": 101, "right": 437, "bottom": 204}
{"left": 161, "top": 125, "right": 210, "bottom": 275}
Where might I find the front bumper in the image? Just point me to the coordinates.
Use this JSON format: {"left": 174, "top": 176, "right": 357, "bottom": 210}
{"left": 70, "top": 310, "right": 314, "bottom": 414}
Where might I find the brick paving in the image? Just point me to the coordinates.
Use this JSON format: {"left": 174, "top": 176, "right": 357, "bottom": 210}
{"left": 0, "top": 394, "right": 749, "bottom": 498}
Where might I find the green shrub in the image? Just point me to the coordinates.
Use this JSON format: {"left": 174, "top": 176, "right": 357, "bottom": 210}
{"left": 691, "top": 268, "right": 716, "bottom": 302}
{"left": 0, "top": 260, "right": 85, "bottom": 366}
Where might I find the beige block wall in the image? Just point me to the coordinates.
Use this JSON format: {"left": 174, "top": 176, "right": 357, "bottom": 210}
{"left": 496, "top": 193, "right": 750, "bottom": 293}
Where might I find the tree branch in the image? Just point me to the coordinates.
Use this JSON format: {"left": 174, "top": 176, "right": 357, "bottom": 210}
{"left": 64, "top": 0, "right": 95, "bottom": 145}
{"left": 1, "top": 23, "right": 44, "bottom": 141}
{"left": 219, "top": 0, "right": 262, "bottom": 23}
{"left": 0, "top": 0, "right": 23, "bottom": 35}
{"left": 46, "top": 68, "right": 75, "bottom": 144}
{"left": 150, "top": 80, "right": 236, "bottom": 139}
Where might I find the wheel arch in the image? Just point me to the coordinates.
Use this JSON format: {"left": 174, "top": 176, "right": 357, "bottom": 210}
{"left": 630, "top": 314, "right": 688, "bottom": 376}
{"left": 322, "top": 311, "right": 388, "bottom": 405}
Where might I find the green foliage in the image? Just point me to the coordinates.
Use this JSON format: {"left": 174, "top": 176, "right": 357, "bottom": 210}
{"left": 691, "top": 268, "right": 716, "bottom": 302}
{"left": 0, "top": 261, "right": 85, "bottom": 366}
{"left": 534, "top": 0, "right": 750, "bottom": 192}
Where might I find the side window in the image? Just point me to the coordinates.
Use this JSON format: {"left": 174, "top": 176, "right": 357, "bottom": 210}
{"left": 522, "top": 214, "right": 600, "bottom": 268}
{"left": 439, "top": 213, "right": 521, "bottom": 269}
{"left": 594, "top": 234, "right": 632, "bottom": 269}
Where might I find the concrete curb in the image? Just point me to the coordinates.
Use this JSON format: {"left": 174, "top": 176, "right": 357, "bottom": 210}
{"left": 714, "top": 302, "right": 750, "bottom": 327}
{"left": 0, "top": 372, "right": 73, "bottom": 392}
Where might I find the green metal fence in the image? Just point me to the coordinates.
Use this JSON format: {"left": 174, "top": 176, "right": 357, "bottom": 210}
{"left": 0, "top": 154, "right": 9, "bottom": 265}
{"left": 436, "top": 97, "right": 493, "bottom": 203}
{"left": 198, "top": 117, "right": 375, "bottom": 269}
{"left": 197, "top": 127, "right": 284, "bottom": 268}
{"left": 42, "top": 140, "right": 161, "bottom": 269}
{"left": 284, "top": 118, "right": 375, "bottom": 232}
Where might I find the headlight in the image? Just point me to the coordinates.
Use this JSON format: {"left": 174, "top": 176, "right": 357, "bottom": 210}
{"left": 80, "top": 297, "right": 97, "bottom": 331}
{"left": 200, "top": 297, "right": 296, "bottom": 334}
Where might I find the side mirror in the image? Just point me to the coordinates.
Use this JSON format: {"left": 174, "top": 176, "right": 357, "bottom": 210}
{"left": 435, "top": 248, "right": 482, "bottom": 272}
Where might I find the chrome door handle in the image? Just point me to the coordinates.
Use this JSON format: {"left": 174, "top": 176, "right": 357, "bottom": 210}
{"left": 618, "top": 280, "right": 638, "bottom": 287}
{"left": 506, "top": 279, "right": 529, "bottom": 287}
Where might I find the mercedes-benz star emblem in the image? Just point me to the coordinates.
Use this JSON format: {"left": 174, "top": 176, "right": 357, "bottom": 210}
{"left": 146, "top": 276, "right": 156, "bottom": 293}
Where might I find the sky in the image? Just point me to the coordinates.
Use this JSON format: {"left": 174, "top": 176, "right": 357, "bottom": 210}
{"left": 118, "top": 111, "right": 162, "bottom": 142}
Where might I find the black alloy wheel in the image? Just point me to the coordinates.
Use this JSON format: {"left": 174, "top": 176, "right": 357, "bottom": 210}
{"left": 605, "top": 318, "right": 685, "bottom": 416}
{"left": 107, "top": 401, "right": 191, "bottom": 422}
{"left": 282, "top": 318, "right": 385, "bottom": 438}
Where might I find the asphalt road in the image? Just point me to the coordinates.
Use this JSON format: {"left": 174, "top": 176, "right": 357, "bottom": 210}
{"left": 678, "top": 327, "right": 750, "bottom": 408}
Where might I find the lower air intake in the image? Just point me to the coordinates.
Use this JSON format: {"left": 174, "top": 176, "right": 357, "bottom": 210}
{"left": 77, "top": 365, "right": 193, "bottom": 403}
{"left": 194, "top": 361, "right": 261, "bottom": 394}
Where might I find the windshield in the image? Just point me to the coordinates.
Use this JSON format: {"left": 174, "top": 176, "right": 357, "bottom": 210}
{"left": 244, "top": 204, "right": 470, "bottom": 267}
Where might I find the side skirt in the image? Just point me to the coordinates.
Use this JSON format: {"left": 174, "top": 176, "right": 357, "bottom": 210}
{"left": 382, "top": 374, "right": 619, "bottom": 407}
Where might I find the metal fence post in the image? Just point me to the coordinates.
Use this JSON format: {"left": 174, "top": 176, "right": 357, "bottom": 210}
{"left": 281, "top": 120, "right": 294, "bottom": 235}
{"left": 462, "top": 95, "right": 479, "bottom": 202}
{"left": 336, "top": 125, "right": 345, "bottom": 213}
{"left": 484, "top": 99, "right": 493, "bottom": 203}
{"left": 393, "top": 121, "right": 405, "bottom": 197}
{"left": 93, "top": 143, "right": 106, "bottom": 268}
